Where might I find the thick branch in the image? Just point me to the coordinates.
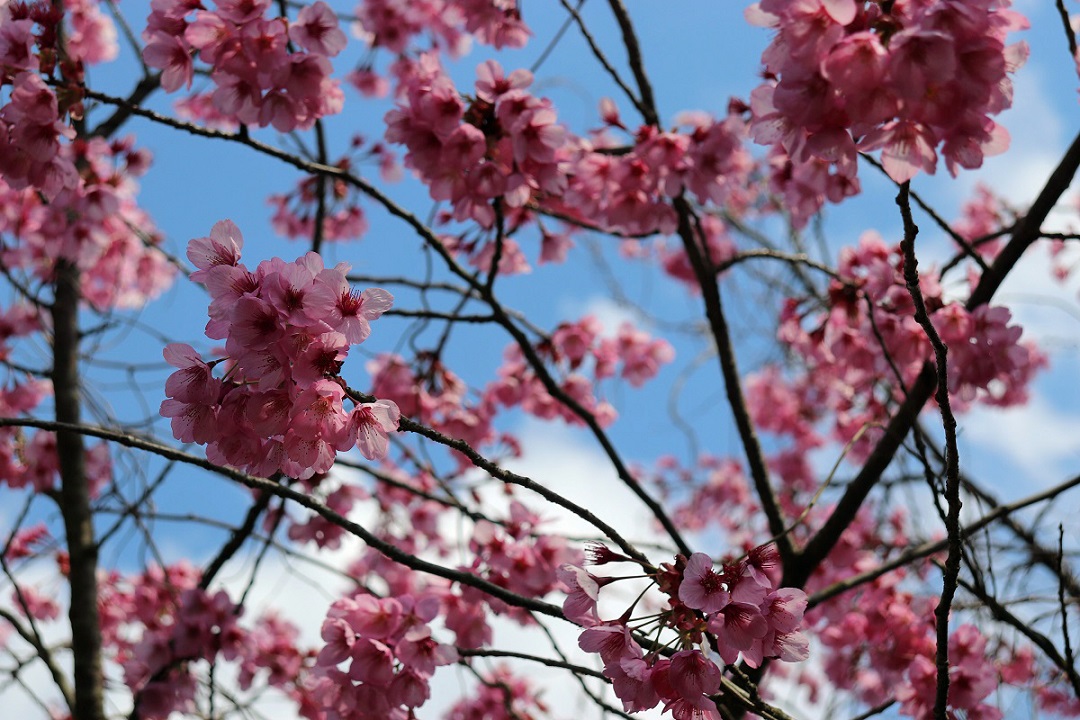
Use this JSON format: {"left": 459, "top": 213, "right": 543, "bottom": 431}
{"left": 674, "top": 197, "right": 795, "bottom": 565}
{"left": 793, "top": 127, "right": 1080, "bottom": 587}
{"left": 51, "top": 260, "right": 105, "bottom": 720}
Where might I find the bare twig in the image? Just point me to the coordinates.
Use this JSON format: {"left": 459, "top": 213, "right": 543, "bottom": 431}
{"left": 896, "top": 183, "right": 962, "bottom": 720}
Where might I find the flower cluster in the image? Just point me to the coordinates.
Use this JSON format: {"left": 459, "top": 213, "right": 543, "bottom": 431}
{"left": 563, "top": 544, "right": 808, "bottom": 717}
{"left": 444, "top": 665, "right": 551, "bottom": 719}
{"left": 65, "top": 0, "right": 119, "bottom": 64}
{"left": 309, "top": 592, "right": 459, "bottom": 719}
{"left": 0, "top": 0, "right": 115, "bottom": 196}
{"left": 804, "top": 506, "right": 1022, "bottom": 720}
{"left": 160, "top": 220, "right": 399, "bottom": 479}
{"left": 386, "top": 58, "right": 567, "bottom": 230}
{"left": 98, "top": 563, "right": 316, "bottom": 720}
{"left": 896, "top": 626, "right": 1002, "bottom": 720}
{"left": 555, "top": 106, "right": 756, "bottom": 237}
{"left": 0, "top": 72, "right": 78, "bottom": 199}
{"left": 368, "top": 352, "right": 499, "bottom": 463}
{"left": 748, "top": 0, "right": 1027, "bottom": 224}
{"left": 123, "top": 588, "right": 244, "bottom": 718}
{"left": 143, "top": 0, "right": 345, "bottom": 131}
{"left": 3, "top": 523, "right": 50, "bottom": 562}
{"left": 769, "top": 232, "right": 1043, "bottom": 454}
{"left": 2, "top": 136, "right": 174, "bottom": 309}
{"left": 354, "top": 0, "right": 529, "bottom": 55}
{"left": 466, "top": 502, "right": 578, "bottom": 622}
{"left": 486, "top": 315, "right": 674, "bottom": 428}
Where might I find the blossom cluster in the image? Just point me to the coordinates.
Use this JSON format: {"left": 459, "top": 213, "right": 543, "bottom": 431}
{"left": 143, "top": 0, "right": 345, "bottom": 131}
{"left": 384, "top": 59, "right": 754, "bottom": 266}
{"left": 160, "top": 220, "right": 399, "bottom": 479}
{"left": 766, "top": 232, "right": 1043, "bottom": 455}
{"left": 308, "top": 592, "right": 459, "bottom": 719}
{"left": 444, "top": 665, "right": 551, "bottom": 719}
{"left": 466, "top": 501, "right": 578, "bottom": 622}
{"left": 748, "top": 0, "right": 1027, "bottom": 225}
{"left": 0, "top": 72, "right": 77, "bottom": 199}
{"left": 99, "top": 563, "right": 315, "bottom": 720}
{"left": 354, "top": 0, "right": 530, "bottom": 55}
{"left": 368, "top": 352, "right": 500, "bottom": 465}
{"left": 562, "top": 544, "right": 808, "bottom": 717}
{"left": 386, "top": 58, "right": 567, "bottom": 230}
{"left": 805, "top": 506, "right": 1026, "bottom": 720}
{"left": 487, "top": 315, "right": 674, "bottom": 428}
{"left": 555, "top": 106, "right": 756, "bottom": 237}
{"left": 1, "top": 136, "right": 174, "bottom": 309}
{"left": 0, "top": 0, "right": 117, "bottom": 198}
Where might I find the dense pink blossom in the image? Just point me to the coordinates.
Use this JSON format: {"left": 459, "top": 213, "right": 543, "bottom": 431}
{"left": 161, "top": 222, "right": 395, "bottom": 478}
{"left": 747, "top": 0, "right": 1026, "bottom": 223}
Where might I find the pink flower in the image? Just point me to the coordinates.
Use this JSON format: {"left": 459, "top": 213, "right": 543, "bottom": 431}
{"left": 679, "top": 552, "right": 729, "bottom": 613}
{"left": 578, "top": 622, "right": 638, "bottom": 666}
{"left": 348, "top": 638, "right": 395, "bottom": 685}
{"left": 606, "top": 655, "right": 660, "bottom": 712}
{"left": 349, "top": 399, "right": 400, "bottom": 461}
{"left": 709, "top": 603, "right": 769, "bottom": 666}
{"left": 186, "top": 220, "right": 244, "bottom": 278}
{"left": 557, "top": 564, "right": 603, "bottom": 626}
{"left": 316, "top": 617, "right": 355, "bottom": 666}
{"left": 289, "top": 1, "right": 346, "bottom": 57}
{"left": 858, "top": 120, "right": 938, "bottom": 184}
{"left": 163, "top": 343, "right": 221, "bottom": 405}
{"left": 309, "top": 270, "right": 393, "bottom": 344}
{"left": 669, "top": 649, "right": 722, "bottom": 700}
{"left": 142, "top": 32, "right": 193, "bottom": 92}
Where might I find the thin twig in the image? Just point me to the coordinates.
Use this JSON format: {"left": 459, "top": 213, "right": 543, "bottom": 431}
{"left": 809, "top": 471, "right": 1080, "bottom": 608}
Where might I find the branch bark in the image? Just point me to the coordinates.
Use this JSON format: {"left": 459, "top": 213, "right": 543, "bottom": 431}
{"left": 51, "top": 260, "right": 105, "bottom": 720}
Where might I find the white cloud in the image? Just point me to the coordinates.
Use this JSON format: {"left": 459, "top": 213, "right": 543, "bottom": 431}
{"left": 566, "top": 295, "right": 640, "bottom": 335}
{"left": 502, "top": 417, "right": 670, "bottom": 544}
{"left": 961, "top": 390, "right": 1080, "bottom": 483}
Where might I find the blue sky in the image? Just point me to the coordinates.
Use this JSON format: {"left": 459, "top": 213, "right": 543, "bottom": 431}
{"left": 2, "top": 0, "right": 1080, "bottom": 717}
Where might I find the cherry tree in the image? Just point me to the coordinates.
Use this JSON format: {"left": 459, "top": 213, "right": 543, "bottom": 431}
{"left": 0, "top": 0, "right": 1079, "bottom": 719}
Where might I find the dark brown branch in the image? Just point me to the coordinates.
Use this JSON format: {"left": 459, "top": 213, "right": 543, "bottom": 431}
{"left": 809, "top": 471, "right": 1080, "bottom": 608}
{"left": 311, "top": 121, "right": 329, "bottom": 253}
{"left": 88, "top": 74, "right": 161, "bottom": 139}
{"left": 1059, "top": 526, "right": 1078, "bottom": 691}
{"left": 199, "top": 490, "right": 274, "bottom": 589}
{"left": 457, "top": 648, "right": 605, "bottom": 680}
{"left": 51, "top": 260, "right": 105, "bottom": 720}
{"left": 714, "top": 248, "right": 843, "bottom": 281}
{"left": 916, "top": 424, "right": 1080, "bottom": 602}
{"left": 604, "top": 0, "right": 660, "bottom": 127}
{"left": 794, "top": 127, "right": 1080, "bottom": 588}
{"left": 953, "top": 571, "right": 1080, "bottom": 699}
{"left": 861, "top": 153, "right": 989, "bottom": 274}
{"left": 847, "top": 699, "right": 896, "bottom": 720}
{"left": 1054, "top": 0, "right": 1078, "bottom": 60}
{"left": 0, "top": 418, "right": 566, "bottom": 619}
{"left": 674, "top": 197, "right": 795, "bottom": 566}
{"left": 896, "top": 183, "right": 962, "bottom": 720}
{"left": 391, "top": 411, "right": 654, "bottom": 566}
{"left": 556, "top": 0, "right": 646, "bottom": 121}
